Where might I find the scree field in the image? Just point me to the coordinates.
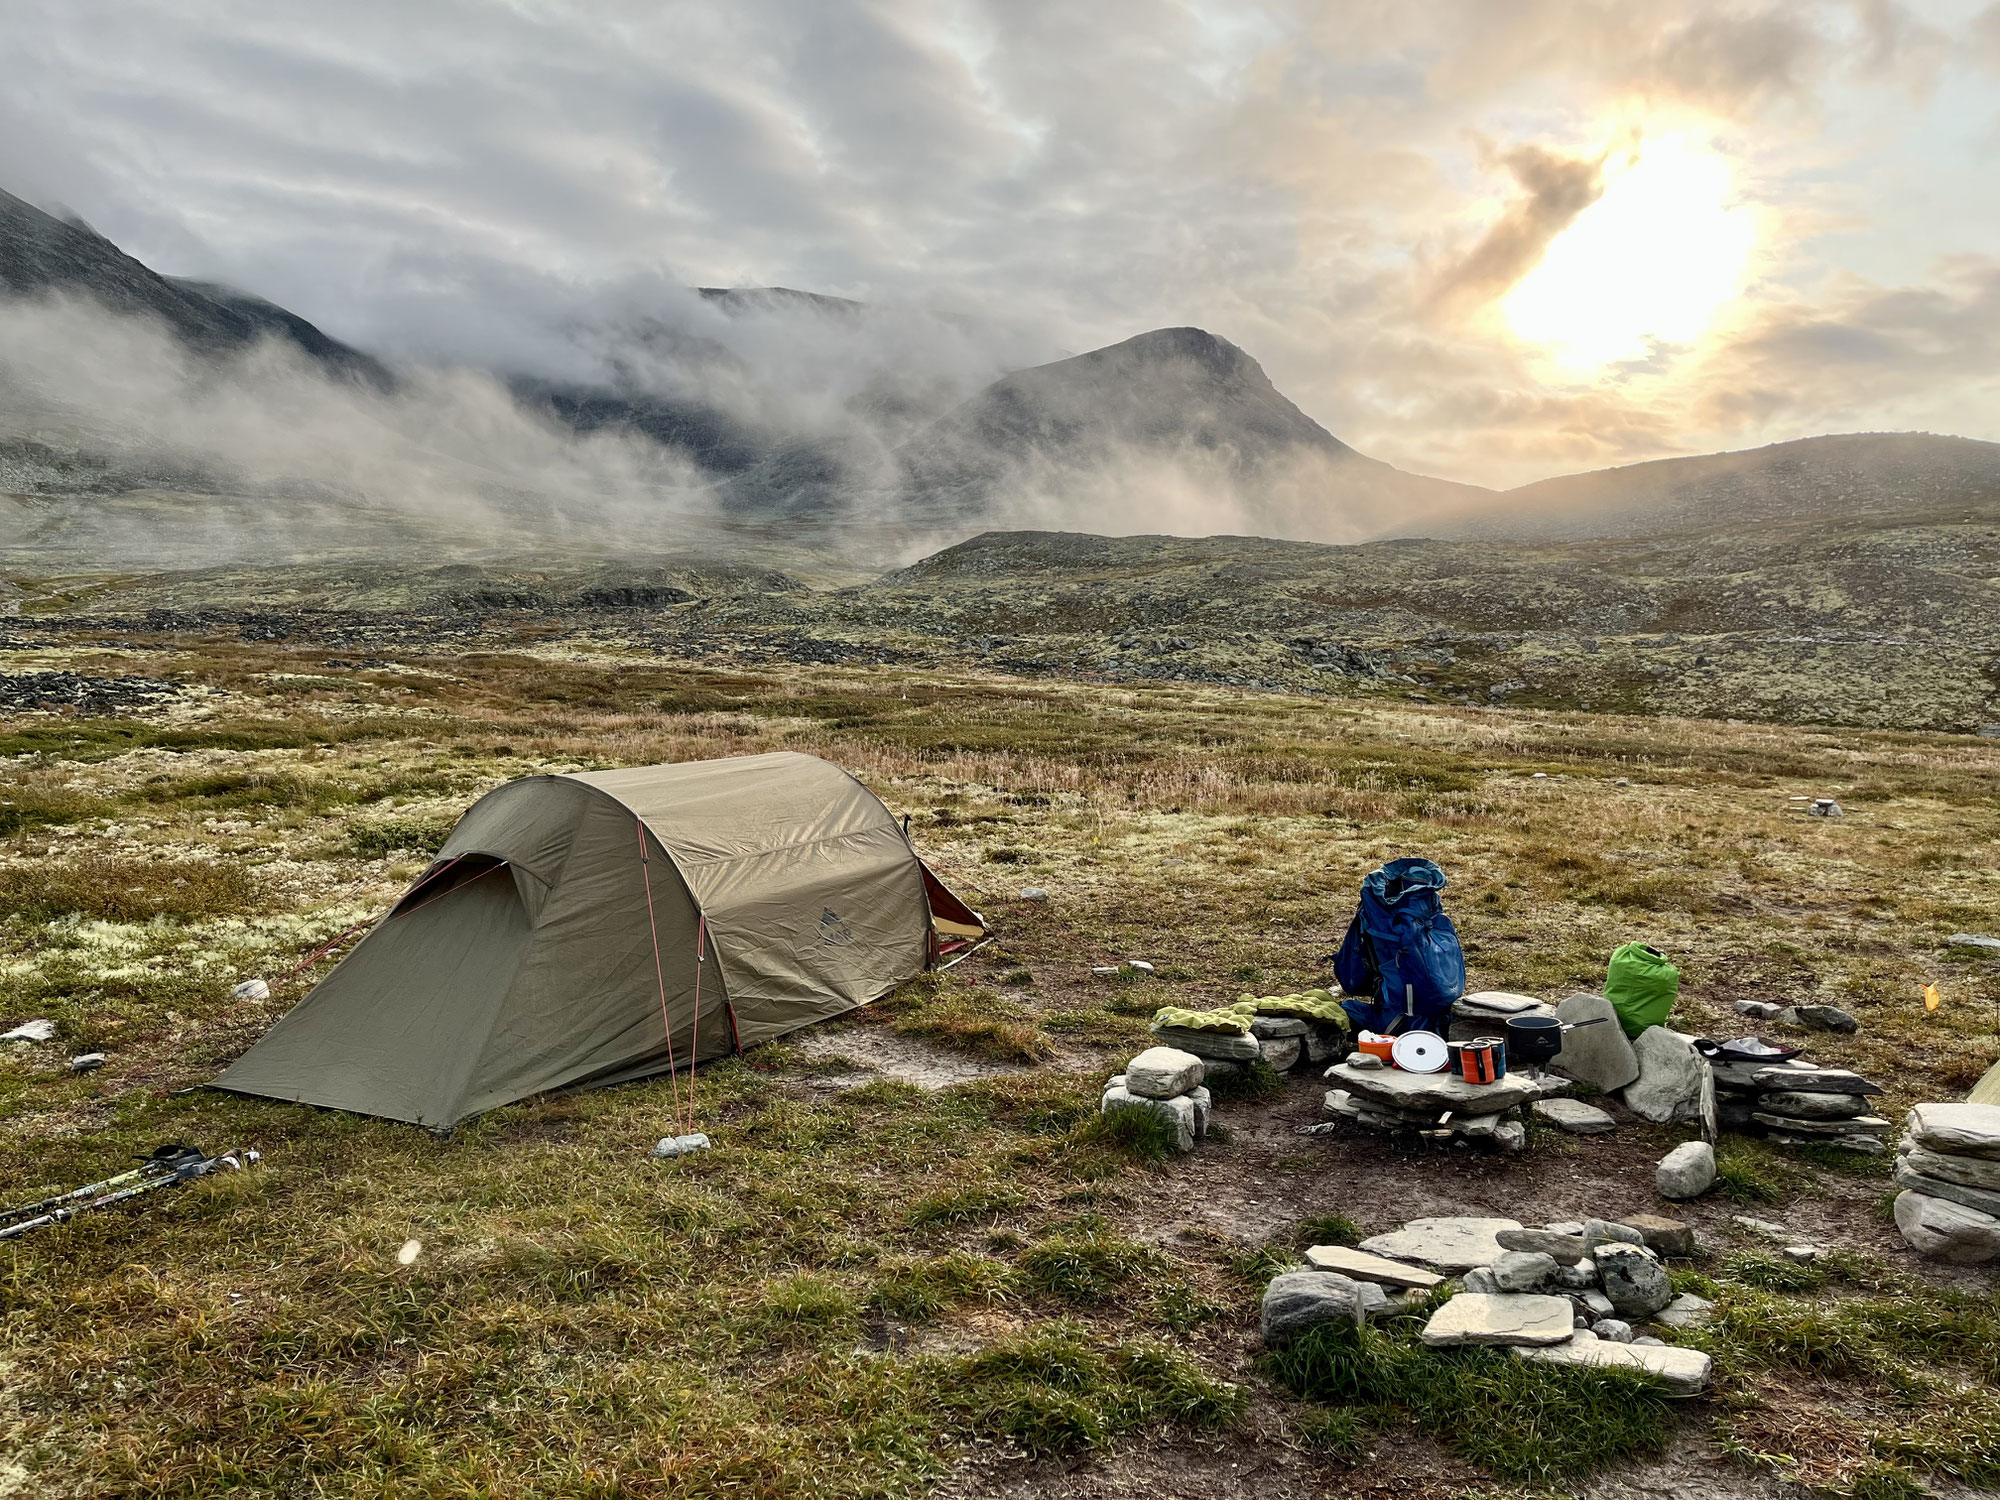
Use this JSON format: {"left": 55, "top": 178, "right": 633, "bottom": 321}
{"left": 3, "top": 624, "right": 1999, "bottom": 1499}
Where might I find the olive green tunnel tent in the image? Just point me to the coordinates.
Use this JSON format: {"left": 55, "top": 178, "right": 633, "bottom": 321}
{"left": 215, "top": 752, "right": 988, "bottom": 1128}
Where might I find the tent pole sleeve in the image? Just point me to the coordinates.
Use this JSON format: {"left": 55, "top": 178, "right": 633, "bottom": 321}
{"left": 636, "top": 822, "right": 685, "bottom": 1128}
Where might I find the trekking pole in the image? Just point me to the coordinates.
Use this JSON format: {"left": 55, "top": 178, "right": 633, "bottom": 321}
{"left": 0, "top": 1145, "right": 259, "bottom": 1241}
{"left": 0, "top": 1144, "right": 203, "bottom": 1228}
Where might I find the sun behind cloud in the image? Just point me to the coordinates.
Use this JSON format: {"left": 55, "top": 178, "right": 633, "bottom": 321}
{"left": 1504, "top": 134, "right": 1755, "bottom": 370}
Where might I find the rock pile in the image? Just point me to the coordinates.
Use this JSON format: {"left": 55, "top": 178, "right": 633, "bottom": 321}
{"left": 1259, "top": 1213, "right": 1711, "bottom": 1394}
{"left": 1893, "top": 1103, "right": 2000, "bottom": 1263}
{"left": 1101, "top": 1046, "right": 1211, "bottom": 1153}
{"left": 1322, "top": 1061, "right": 1532, "bottom": 1151}
{"left": 1150, "top": 994, "right": 1346, "bottom": 1076}
{"left": 1711, "top": 1055, "right": 1890, "bottom": 1152}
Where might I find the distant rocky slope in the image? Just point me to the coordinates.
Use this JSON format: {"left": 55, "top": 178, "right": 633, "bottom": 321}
{"left": 886, "top": 327, "right": 1489, "bottom": 537}
{"left": 0, "top": 188, "right": 389, "bottom": 385}
{"left": 1433, "top": 432, "right": 2000, "bottom": 541}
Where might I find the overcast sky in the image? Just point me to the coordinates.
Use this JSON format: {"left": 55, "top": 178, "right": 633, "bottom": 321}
{"left": 3, "top": 0, "right": 1997, "bottom": 487}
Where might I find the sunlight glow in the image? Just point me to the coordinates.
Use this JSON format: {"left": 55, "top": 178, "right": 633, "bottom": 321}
{"left": 1504, "top": 135, "right": 1754, "bottom": 369}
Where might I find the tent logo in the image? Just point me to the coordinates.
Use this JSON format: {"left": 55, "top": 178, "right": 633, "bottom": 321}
{"left": 818, "top": 908, "right": 854, "bottom": 947}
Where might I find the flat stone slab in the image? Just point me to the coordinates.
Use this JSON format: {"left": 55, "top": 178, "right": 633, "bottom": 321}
{"left": 1906, "top": 1103, "right": 2000, "bottom": 1160}
{"left": 1326, "top": 1062, "right": 1540, "bottom": 1115}
{"left": 1950, "top": 933, "right": 2000, "bottom": 952}
{"left": 1359, "top": 1216, "right": 1522, "bottom": 1272}
{"left": 1749, "top": 1065, "right": 1882, "bottom": 1096}
{"left": 1550, "top": 993, "right": 1640, "bottom": 1092}
{"left": 1513, "top": 1329, "right": 1713, "bottom": 1394}
{"left": 1456, "top": 991, "right": 1551, "bottom": 1016}
{"left": 1150, "top": 1025, "right": 1261, "bottom": 1062}
{"left": 1753, "top": 1112, "right": 1890, "bottom": 1136}
{"left": 1533, "top": 1097, "right": 1616, "bottom": 1134}
{"left": 1420, "top": 1292, "right": 1575, "bottom": 1348}
{"left": 1250, "top": 1015, "right": 1308, "bottom": 1039}
{"left": 1304, "top": 1245, "right": 1444, "bottom": 1289}
{"left": 1759, "top": 1090, "right": 1870, "bottom": 1120}
{"left": 1893, "top": 1162, "right": 2000, "bottom": 1217}
{"left": 1655, "top": 1292, "right": 1715, "bottom": 1329}
{"left": 1901, "top": 1143, "right": 2000, "bottom": 1191}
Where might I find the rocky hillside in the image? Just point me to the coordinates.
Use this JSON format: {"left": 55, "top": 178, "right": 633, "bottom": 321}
{"left": 0, "top": 188, "right": 388, "bottom": 385}
{"left": 1434, "top": 433, "right": 2000, "bottom": 541}
{"left": 887, "top": 327, "right": 1489, "bottom": 539}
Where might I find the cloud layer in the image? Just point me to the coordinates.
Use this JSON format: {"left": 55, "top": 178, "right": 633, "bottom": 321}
{"left": 2, "top": 0, "right": 1997, "bottom": 489}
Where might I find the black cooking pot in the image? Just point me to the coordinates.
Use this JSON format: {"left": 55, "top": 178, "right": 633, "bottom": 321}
{"left": 1503, "top": 1014, "right": 1611, "bottom": 1067}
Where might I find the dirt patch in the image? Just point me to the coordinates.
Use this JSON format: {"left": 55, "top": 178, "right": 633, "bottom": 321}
{"left": 793, "top": 1025, "right": 1041, "bottom": 1090}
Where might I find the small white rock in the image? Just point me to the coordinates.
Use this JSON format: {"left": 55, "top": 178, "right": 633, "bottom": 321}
{"left": 1125, "top": 959, "right": 1155, "bottom": 974}
{"left": 232, "top": 978, "right": 271, "bottom": 1003}
{"left": 396, "top": 1239, "right": 423, "bottom": 1266}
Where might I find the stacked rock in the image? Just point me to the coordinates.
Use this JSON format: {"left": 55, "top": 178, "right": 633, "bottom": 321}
{"left": 1101, "top": 1046, "right": 1212, "bottom": 1153}
{"left": 1710, "top": 1056, "right": 1890, "bottom": 1152}
{"left": 1893, "top": 1103, "right": 2000, "bottom": 1263}
{"left": 1150, "top": 993, "right": 1346, "bottom": 1078}
{"left": 1322, "top": 1057, "right": 1534, "bottom": 1151}
{"left": 1257, "top": 1214, "right": 1712, "bottom": 1393}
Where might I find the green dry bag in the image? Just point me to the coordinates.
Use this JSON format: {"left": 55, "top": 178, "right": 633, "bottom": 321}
{"left": 1605, "top": 942, "right": 1679, "bottom": 1038}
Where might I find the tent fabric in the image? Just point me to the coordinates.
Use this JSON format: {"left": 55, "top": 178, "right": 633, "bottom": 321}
{"left": 215, "top": 752, "right": 981, "bottom": 1127}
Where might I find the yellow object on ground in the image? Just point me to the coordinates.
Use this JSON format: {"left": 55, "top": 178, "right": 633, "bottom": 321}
{"left": 1237, "top": 989, "right": 1348, "bottom": 1025}
{"left": 1151, "top": 1003, "right": 1255, "bottom": 1035}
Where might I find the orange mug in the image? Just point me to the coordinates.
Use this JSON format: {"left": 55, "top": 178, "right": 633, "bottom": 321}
{"left": 1357, "top": 1031, "right": 1396, "bottom": 1064}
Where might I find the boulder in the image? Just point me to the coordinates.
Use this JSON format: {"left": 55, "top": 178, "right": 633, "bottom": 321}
{"left": 1496, "top": 1228, "right": 1588, "bottom": 1265}
{"left": 1303, "top": 1245, "right": 1443, "bottom": 1289}
{"left": 1512, "top": 1329, "right": 1712, "bottom": 1394}
{"left": 1591, "top": 1318, "right": 1635, "bottom": 1343}
{"left": 1259, "top": 1037, "right": 1303, "bottom": 1072}
{"left": 1758, "top": 1090, "right": 1869, "bottom": 1120}
{"left": 1533, "top": 1098, "right": 1616, "bottom": 1134}
{"left": 1490, "top": 1251, "right": 1560, "bottom": 1292}
{"left": 1656, "top": 1292, "right": 1715, "bottom": 1329}
{"left": 1494, "top": 1121, "right": 1527, "bottom": 1153}
{"left": 1893, "top": 1190, "right": 2000, "bottom": 1264}
{"left": 1622, "top": 1027, "right": 1709, "bottom": 1125}
{"left": 1550, "top": 994, "right": 1640, "bottom": 1092}
{"left": 1905, "top": 1103, "right": 2000, "bottom": 1160}
{"left": 1123, "top": 1047, "right": 1204, "bottom": 1100}
{"left": 1358, "top": 1216, "right": 1523, "bottom": 1272}
{"left": 1617, "top": 1213, "right": 1697, "bottom": 1258}
{"left": 1150, "top": 1025, "right": 1261, "bottom": 1063}
{"left": 1892, "top": 1162, "right": 2000, "bottom": 1218}
{"left": 1099, "top": 1086, "right": 1197, "bottom": 1152}
{"left": 1419, "top": 1292, "right": 1576, "bottom": 1348}
{"left": 1900, "top": 1143, "right": 2000, "bottom": 1191}
{"left": 1656, "top": 1141, "right": 1717, "bottom": 1200}
{"left": 1460, "top": 1267, "right": 1500, "bottom": 1294}
{"left": 1595, "top": 1243, "right": 1673, "bottom": 1319}
{"left": 1794, "top": 1004, "right": 1859, "bottom": 1034}
{"left": 1260, "top": 1270, "right": 1390, "bottom": 1345}
{"left": 1325, "top": 1062, "right": 1541, "bottom": 1117}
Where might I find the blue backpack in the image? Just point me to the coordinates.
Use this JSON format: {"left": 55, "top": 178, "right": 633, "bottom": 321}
{"left": 1335, "top": 858, "right": 1466, "bottom": 1035}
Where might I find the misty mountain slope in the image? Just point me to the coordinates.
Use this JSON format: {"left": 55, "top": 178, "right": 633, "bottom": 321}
{"left": 0, "top": 188, "right": 388, "bottom": 384}
{"left": 886, "top": 327, "right": 1490, "bottom": 540}
{"left": 1429, "top": 432, "right": 2000, "bottom": 541}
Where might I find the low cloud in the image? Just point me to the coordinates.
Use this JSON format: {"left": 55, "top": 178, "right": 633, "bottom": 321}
{"left": 1425, "top": 143, "right": 1607, "bottom": 319}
